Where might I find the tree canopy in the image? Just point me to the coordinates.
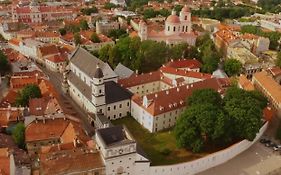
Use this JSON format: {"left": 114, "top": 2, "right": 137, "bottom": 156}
{"left": 108, "top": 29, "right": 128, "bottom": 40}
{"left": 175, "top": 87, "right": 267, "bottom": 152}
{"left": 15, "top": 85, "right": 42, "bottom": 107}
{"left": 91, "top": 33, "right": 101, "bottom": 43}
{"left": 257, "top": 0, "right": 281, "bottom": 13}
{"left": 74, "top": 33, "right": 81, "bottom": 46}
{"left": 223, "top": 59, "right": 242, "bottom": 76}
{"left": 79, "top": 20, "right": 89, "bottom": 30}
{"left": 12, "top": 122, "right": 25, "bottom": 149}
{"left": 99, "top": 36, "right": 202, "bottom": 72}
{"left": 80, "top": 6, "right": 98, "bottom": 15}
{"left": 0, "top": 50, "right": 10, "bottom": 75}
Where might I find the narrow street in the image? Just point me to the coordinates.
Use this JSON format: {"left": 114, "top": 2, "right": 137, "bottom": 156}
{"left": 39, "top": 66, "right": 95, "bottom": 136}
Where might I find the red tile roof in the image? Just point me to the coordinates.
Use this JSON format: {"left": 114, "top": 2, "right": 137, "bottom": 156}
{"left": 25, "top": 118, "right": 71, "bottom": 142}
{"left": 10, "top": 76, "right": 38, "bottom": 89}
{"left": 160, "top": 66, "right": 212, "bottom": 79}
{"left": 46, "top": 54, "right": 66, "bottom": 63}
{"left": 132, "top": 78, "right": 223, "bottom": 116}
{"left": 8, "top": 38, "right": 21, "bottom": 46}
{"left": 0, "top": 108, "right": 23, "bottom": 128}
{"left": 165, "top": 59, "right": 202, "bottom": 69}
{"left": 0, "top": 148, "right": 10, "bottom": 175}
{"left": 38, "top": 45, "right": 60, "bottom": 57}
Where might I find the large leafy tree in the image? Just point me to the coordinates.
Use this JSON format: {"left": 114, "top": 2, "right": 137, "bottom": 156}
{"left": 108, "top": 29, "right": 128, "bottom": 40}
{"left": 15, "top": 85, "right": 42, "bottom": 107}
{"left": 187, "top": 88, "right": 222, "bottom": 106}
{"left": 175, "top": 87, "right": 266, "bottom": 152}
{"left": 79, "top": 20, "right": 89, "bottom": 30}
{"left": 90, "top": 33, "right": 100, "bottom": 43}
{"left": 0, "top": 50, "right": 10, "bottom": 75}
{"left": 74, "top": 33, "right": 81, "bottom": 46}
{"left": 12, "top": 122, "right": 25, "bottom": 149}
{"left": 224, "top": 58, "right": 242, "bottom": 76}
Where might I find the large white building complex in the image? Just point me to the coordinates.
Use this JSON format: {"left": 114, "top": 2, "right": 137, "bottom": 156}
{"left": 138, "top": 5, "right": 197, "bottom": 46}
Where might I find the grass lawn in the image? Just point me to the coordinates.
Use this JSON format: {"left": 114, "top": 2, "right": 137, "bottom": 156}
{"left": 111, "top": 116, "right": 208, "bottom": 165}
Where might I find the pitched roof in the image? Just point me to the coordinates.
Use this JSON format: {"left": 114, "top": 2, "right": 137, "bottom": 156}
{"left": 238, "top": 75, "right": 255, "bottom": 91}
{"left": 253, "top": 71, "right": 281, "bottom": 105}
{"left": 105, "top": 81, "right": 132, "bottom": 104}
{"left": 39, "top": 147, "right": 104, "bottom": 175}
{"left": 165, "top": 59, "right": 202, "bottom": 69}
{"left": 0, "top": 108, "right": 23, "bottom": 128}
{"left": 0, "top": 148, "right": 10, "bottom": 175}
{"left": 132, "top": 78, "right": 223, "bottom": 116}
{"left": 114, "top": 63, "right": 134, "bottom": 79}
{"left": 38, "top": 45, "right": 60, "bottom": 57}
{"left": 160, "top": 66, "right": 212, "bottom": 79}
{"left": 70, "top": 47, "right": 117, "bottom": 79}
{"left": 25, "top": 118, "right": 70, "bottom": 142}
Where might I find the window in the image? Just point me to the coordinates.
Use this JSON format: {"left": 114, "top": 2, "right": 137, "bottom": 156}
{"left": 119, "top": 104, "right": 122, "bottom": 108}
{"left": 127, "top": 102, "right": 130, "bottom": 106}
{"left": 168, "top": 26, "right": 170, "bottom": 31}
{"left": 99, "top": 90, "right": 102, "bottom": 94}
{"left": 185, "top": 16, "right": 187, "bottom": 20}
{"left": 94, "top": 172, "right": 99, "bottom": 175}
{"left": 108, "top": 107, "right": 110, "bottom": 111}
{"left": 173, "top": 26, "right": 176, "bottom": 31}
{"left": 114, "top": 105, "right": 116, "bottom": 110}
{"left": 119, "top": 113, "right": 122, "bottom": 117}
{"left": 114, "top": 115, "right": 116, "bottom": 119}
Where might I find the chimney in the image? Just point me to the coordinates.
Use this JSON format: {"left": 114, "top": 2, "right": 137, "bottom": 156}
{"left": 155, "top": 93, "right": 158, "bottom": 98}
{"left": 166, "top": 90, "right": 169, "bottom": 95}
{"left": 135, "top": 70, "right": 139, "bottom": 74}
{"left": 177, "top": 88, "right": 180, "bottom": 92}
{"left": 43, "top": 117, "right": 46, "bottom": 124}
{"left": 73, "top": 138, "right": 77, "bottom": 148}
{"left": 57, "top": 144, "right": 61, "bottom": 150}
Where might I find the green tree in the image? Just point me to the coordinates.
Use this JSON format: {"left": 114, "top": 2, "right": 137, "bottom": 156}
{"left": 276, "top": 52, "right": 281, "bottom": 68}
{"left": 91, "top": 33, "right": 100, "bottom": 43}
{"left": 143, "top": 8, "right": 158, "bottom": 19}
{"left": 158, "top": 9, "right": 171, "bottom": 17}
{"left": 104, "top": 2, "right": 117, "bottom": 9}
{"left": 80, "top": 20, "right": 89, "bottom": 30}
{"left": 187, "top": 88, "right": 222, "bottom": 106}
{"left": 223, "top": 87, "right": 264, "bottom": 141}
{"left": 0, "top": 50, "right": 10, "bottom": 75}
{"left": 108, "top": 29, "right": 128, "bottom": 40}
{"left": 15, "top": 85, "right": 42, "bottom": 107}
{"left": 224, "top": 59, "right": 242, "bottom": 76}
{"left": 12, "top": 122, "right": 25, "bottom": 149}
{"left": 58, "top": 28, "right": 67, "bottom": 36}
{"left": 175, "top": 103, "right": 228, "bottom": 152}
{"left": 74, "top": 33, "right": 81, "bottom": 45}
{"left": 81, "top": 7, "right": 98, "bottom": 15}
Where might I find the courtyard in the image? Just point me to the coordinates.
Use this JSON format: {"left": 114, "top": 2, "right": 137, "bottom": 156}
{"left": 112, "top": 116, "right": 218, "bottom": 165}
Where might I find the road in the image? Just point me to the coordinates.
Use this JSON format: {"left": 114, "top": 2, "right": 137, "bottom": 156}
{"left": 39, "top": 66, "right": 95, "bottom": 136}
{"left": 198, "top": 115, "right": 281, "bottom": 175}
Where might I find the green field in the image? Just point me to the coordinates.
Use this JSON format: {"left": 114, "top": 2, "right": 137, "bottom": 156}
{"left": 112, "top": 116, "right": 208, "bottom": 165}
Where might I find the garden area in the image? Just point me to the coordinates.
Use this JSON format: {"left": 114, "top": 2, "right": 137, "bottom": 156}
{"left": 112, "top": 116, "right": 224, "bottom": 165}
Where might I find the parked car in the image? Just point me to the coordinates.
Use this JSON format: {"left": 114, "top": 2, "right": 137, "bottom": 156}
{"left": 265, "top": 142, "right": 276, "bottom": 147}
{"left": 260, "top": 138, "right": 271, "bottom": 144}
{"left": 273, "top": 145, "right": 281, "bottom": 151}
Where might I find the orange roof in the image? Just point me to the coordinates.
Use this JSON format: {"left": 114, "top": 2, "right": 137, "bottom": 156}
{"left": 8, "top": 38, "right": 21, "bottom": 46}
{"left": 268, "top": 67, "right": 281, "bottom": 77}
{"left": 165, "top": 59, "right": 202, "bottom": 69}
{"left": 38, "top": 45, "right": 60, "bottom": 57}
{"left": 133, "top": 78, "right": 223, "bottom": 116}
{"left": 25, "top": 118, "right": 70, "bottom": 142}
{"left": 238, "top": 75, "right": 255, "bottom": 91}
{"left": 10, "top": 75, "right": 38, "bottom": 90}
{"left": 118, "top": 71, "right": 161, "bottom": 88}
{"left": 263, "top": 106, "right": 275, "bottom": 121}
{"left": 46, "top": 54, "right": 66, "bottom": 63}
{"left": 130, "top": 31, "right": 138, "bottom": 38}
{"left": 35, "top": 31, "right": 60, "bottom": 38}
{"left": 160, "top": 66, "right": 212, "bottom": 79}
{"left": 60, "top": 122, "right": 90, "bottom": 144}
{"left": 253, "top": 71, "right": 281, "bottom": 105}
{"left": 0, "top": 90, "right": 18, "bottom": 108}
{"left": 0, "top": 148, "right": 10, "bottom": 175}
{"left": 39, "top": 147, "right": 104, "bottom": 175}
{"left": 0, "top": 108, "right": 23, "bottom": 128}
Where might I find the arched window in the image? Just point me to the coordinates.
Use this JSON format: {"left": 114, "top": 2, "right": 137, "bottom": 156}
{"left": 168, "top": 26, "right": 170, "bottom": 31}
{"left": 182, "top": 26, "right": 184, "bottom": 32}
{"left": 186, "top": 26, "right": 188, "bottom": 32}
{"left": 173, "top": 26, "right": 176, "bottom": 32}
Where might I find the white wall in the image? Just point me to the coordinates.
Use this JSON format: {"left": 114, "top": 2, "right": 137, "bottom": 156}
{"left": 106, "top": 100, "right": 130, "bottom": 120}
{"left": 149, "top": 122, "right": 268, "bottom": 175}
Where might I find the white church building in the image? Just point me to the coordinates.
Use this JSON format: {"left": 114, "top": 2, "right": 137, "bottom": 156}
{"left": 138, "top": 5, "right": 197, "bottom": 46}
{"left": 64, "top": 47, "right": 132, "bottom": 121}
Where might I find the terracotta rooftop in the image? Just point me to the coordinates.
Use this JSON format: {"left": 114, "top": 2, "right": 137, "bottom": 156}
{"left": 46, "top": 54, "right": 66, "bottom": 63}
{"left": 238, "top": 75, "right": 255, "bottom": 91}
{"left": 132, "top": 78, "right": 223, "bottom": 116}
{"left": 10, "top": 75, "right": 39, "bottom": 89}
{"left": 0, "top": 108, "right": 23, "bottom": 128}
{"left": 268, "top": 67, "right": 281, "bottom": 77}
{"left": 165, "top": 59, "right": 202, "bottom": 69}
{"left": 0, "top": 148, "right": 10, "bottom": 175}
{"left": 39, "top": 147, "right": 104, "bottom": 175}
{"left": 160, "top": 66, "right": 212, "bottom": 79}
{"left": 38, "top": 45, "right": 60, "bottom": 57}
{"left": 253, "top": 71, "right": 281, "bottom": 105}
{"left": 0, "top": 90, "right": 18, "bottom": 108}
{"left": 25, "top": 118, "right": 70, "bottom": 142}
{"left": 8, "top": 38, "right": 21, "bottom": 46}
